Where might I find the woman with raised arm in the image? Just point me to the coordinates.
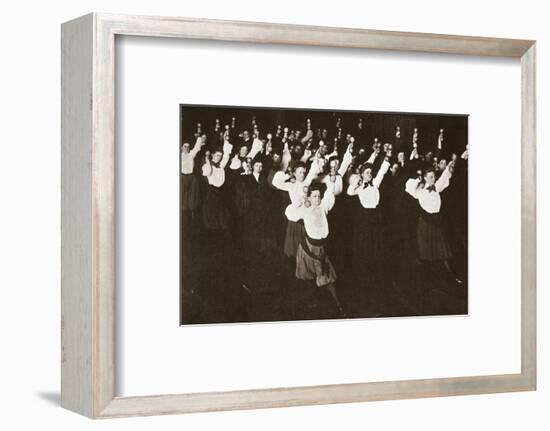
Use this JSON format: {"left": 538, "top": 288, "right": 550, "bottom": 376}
{"left": 272, "top": 151, "right": 321, "bottom": 258}
{"left": 180, "top": 135, "right": 205, "bottom": 213}
{"left": 321, "top": 143, "right": 354, "bottom": 272}
{"left": 346, "top": 149, "right": 391, "bottom": 278}
{"left": 233, "top": 157, "right": 275, "bottom": 290}
{"left": 201, "top": 137, "right": 232, "bottom": 232}
{"left": 405, "top": 160, "right": 462, "bottom": 283}
{"left": 285, "top": 181, "right": 345, "bottom": 316}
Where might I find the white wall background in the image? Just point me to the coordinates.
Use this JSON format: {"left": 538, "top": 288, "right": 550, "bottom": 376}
{"left": 0, "top": 0, "right": 547, "bottom": 429}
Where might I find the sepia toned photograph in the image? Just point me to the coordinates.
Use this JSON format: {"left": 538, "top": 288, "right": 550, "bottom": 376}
{"left": 180, "top": 104, "right": 468, "bottom": 325}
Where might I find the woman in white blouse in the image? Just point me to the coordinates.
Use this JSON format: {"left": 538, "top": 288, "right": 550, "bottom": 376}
{"left": 346, "top": 150, "right": 391, "bottom": 278}
{"left": 200, "top": 138, "right": 232, "bottom": 231}
{"left": 321, "top": 144, "right": 354, "bottom": 273}
{"left": 405, "top": 161, "right": 461, "bottom": 282}
{"left": 272, "top": 156, "right": 320, "bottom": 258}
{"left": 285, "top": 182, "right": 344, "bottom": 315}
{"left": 180, "top": 136, "right": 204, "bottom": 212}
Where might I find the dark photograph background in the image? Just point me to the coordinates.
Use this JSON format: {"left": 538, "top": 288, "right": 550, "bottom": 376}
{"left": 180, "top": 104, "right": 468, "bottom": 325}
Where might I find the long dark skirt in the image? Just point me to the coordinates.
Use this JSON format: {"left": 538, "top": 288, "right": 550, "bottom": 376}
{"left": 283, "top": 220, "right": 305, "bottom": 258}
{"left": 354, "top": 207, "right": 384, "bottom": 255}
{"left": 202, "top": 185, "right": 230, "bottom": 231}
{"left": 243, "top": 209, "right": 271, "bottom": 255}
{"left": 181, "top": 174, "right": 199, "bottom": 212}
{"left": 352, "top": 207, "right": 384, "bottom": 276}
{"left": 417, "top": 210, "right": 452, "bottom": 261}
{"left": 296, "top": 235, "right": 337, "bottom": 287}
{"left": 327, "top": 195, "right": 347, "bottom": 273}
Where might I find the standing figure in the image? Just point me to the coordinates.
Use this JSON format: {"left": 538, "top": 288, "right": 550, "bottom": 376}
{"left": 180, "top": 136, "right": 204, "bottom": 212}
{"left": 321, "top": 144, "right": 353, "bottom": 273}
{"left": 346, "top": 151, "right": 390, "bottom": 279}
{"left": 272, "top": 157, "right": 320, "bottom": 258}
{"left": 405, "top": 161, "right": 461, "bottom": 282}
{"left": 241, "top": 158, "right": 273, "bottom": 257}
{"left": 285, "top": 182, "right": 344, "bottom": 315}
{"left": 201, "top": 139, "right": 232, "bottom": 232}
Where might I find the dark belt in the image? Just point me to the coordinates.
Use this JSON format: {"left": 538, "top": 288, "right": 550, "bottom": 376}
{"left": 301, "top": 235, "right": 329, "bottom": 276}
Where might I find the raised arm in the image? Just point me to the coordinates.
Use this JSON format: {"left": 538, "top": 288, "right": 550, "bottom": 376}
{"left": 435, "top": 129, "right": 444, "bottom": 158}
{"left": 300, "top": 146, "right": 313, "bottom": 163}
{"left": 461, "top": 145, "right": 469, "bottom": 160}
{"left": 346, "top": 174, "right": 362, "bottom": 196}
{"left": 435, "top": 160, "right": 453, "bottom": 193}
{"left": 405, "top": 177, "right": 421, "bottom": 199}
{"left": 202, "top": 152, "right": 213, "bottom": 177}
{"left": 325, "top": 174, "right": 343, "bottom": 196}
{"left": 338, "top": 143, "right": 354, "bottom": 176}
{"left": 304, "top": 152, "right": 321, "bottom": 186}
{"left": 373, "top": 159, "right": 390, "bottom": 188}
{"left": 321, "top": 187, "right": 336, "bottom": 213}
{"left": 247, "top": 138, "right": 264, "bottom": 160}
{"left": 190, "top": 136, "right": 204, "bottom": 158}
{"left": 272, "top": 170, "right": 292, "bottom": 192}
{"left": 366, "top": 149, "right": 378, "bottom": 165}
{"left": 281, "top": 139, "right": 292, "bottom": 172}
{"left": 324, "top": 148, "right": 338, "bottom": 160}
{"left": 220, "top": 140, "right": 233, "bottom": 169}
{"left": 300, "top": 128, "right": 313, "bottom": 144}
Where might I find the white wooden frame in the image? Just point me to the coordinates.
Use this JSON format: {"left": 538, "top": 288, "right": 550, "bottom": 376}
{"left": 61, "top": 12, "right": 537, "bottom": 419}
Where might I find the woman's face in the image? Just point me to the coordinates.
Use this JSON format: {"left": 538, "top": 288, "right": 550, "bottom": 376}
{"left": 239, "top": 146, "right": 248, "bottom": 158}
{"left": 309, "top": 190, "right": 322, "bottom": 206}
{"left": 329, "top": 159, "right": 339, "bottom": 174}
{"left": 295, "top": 166, "right": 306, "bottom": 182}
{"left": 253, "top": 161, "right": 263, "bottom": 174}
{"left": 182, "top": 143, "right": 190, "bottom": 154}
{"left": 438, "top": 159, "right": 447, "bottom": 171}
{"left": 317, "top": 158, "right": 327, "bottom": 171}
{"left": 424, "top": 171, "right": 436, "bottom": 186}
{"left": 397, "top": 152, "right": 405, "bottom": 163}
{"left": 212, "top": 151, "right": 223, "bottom": 164}
{"left": 362, "top": 168, "right": 373, "bottom": 182}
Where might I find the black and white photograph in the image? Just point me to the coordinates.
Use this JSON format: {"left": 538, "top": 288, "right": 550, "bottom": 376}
{"left": 180, "top": 104, "right": 468, "bottom": 324}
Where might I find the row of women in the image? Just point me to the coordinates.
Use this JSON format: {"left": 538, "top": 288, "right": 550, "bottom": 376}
{"left": 181, "top": 122, "right": 468, "bottom": 317}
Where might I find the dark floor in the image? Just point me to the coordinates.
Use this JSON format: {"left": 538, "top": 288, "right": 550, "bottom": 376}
{"left": 180, "top": 212, "right": 468, "bottom": 325}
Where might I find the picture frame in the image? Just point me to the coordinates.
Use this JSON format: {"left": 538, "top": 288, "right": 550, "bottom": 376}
{"left": 61, "top": 12, "right": 536, "bottom": 419}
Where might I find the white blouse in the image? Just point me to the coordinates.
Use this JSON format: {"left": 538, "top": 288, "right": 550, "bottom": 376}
{"left": 202, "top": 165, "right": 226, "bottom": 188}
{"left": 201, "top": 142, "right": 232, "bottom": 188}
{"left": 405, "top": 166, "right": 452, "bottom": 214}
{"left": 181, "top": 140, "right": 201, "bottom": 174}
{"left": 346, "top": 160, "right": 390, "bottom": 209}
{"left": 285, "top": 191, "right": 335, "bottom": 240}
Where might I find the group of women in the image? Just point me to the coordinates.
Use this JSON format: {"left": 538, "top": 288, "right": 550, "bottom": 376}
{"left": 180, "top": 114, "right": 468, "bottom": 317}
